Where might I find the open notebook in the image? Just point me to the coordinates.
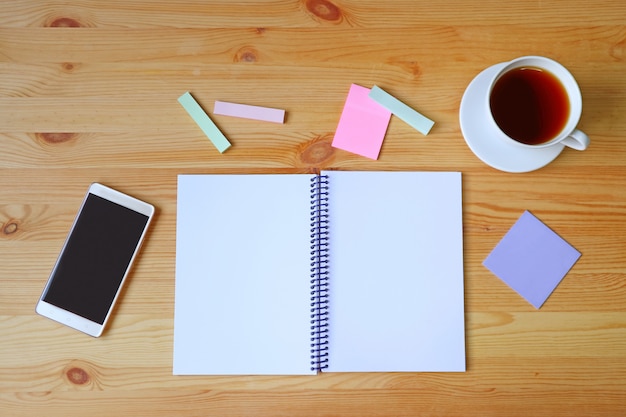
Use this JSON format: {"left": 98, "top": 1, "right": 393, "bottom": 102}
{"left": 174, "top": 171, "right": 465, "bottom": 375}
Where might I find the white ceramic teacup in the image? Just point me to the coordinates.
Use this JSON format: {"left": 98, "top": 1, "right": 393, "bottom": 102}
{"left": 485, "top": 56, "right": 589, "bottom": 151}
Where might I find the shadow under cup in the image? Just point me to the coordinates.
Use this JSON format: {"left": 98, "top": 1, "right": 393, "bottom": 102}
{"left": 488, "top": 57, "right": 583, "bottom": 148}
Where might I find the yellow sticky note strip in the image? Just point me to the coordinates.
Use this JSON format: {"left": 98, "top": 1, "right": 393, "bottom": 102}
{"left": 178, "top": 92, "right": 231, "bottom": 153}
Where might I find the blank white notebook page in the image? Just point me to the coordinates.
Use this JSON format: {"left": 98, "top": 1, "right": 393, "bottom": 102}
{"left": 174, "top": 174, "right": 315, "bottom": 375}
{"left": 323, "top": 171, "right": 465, "bottom": 372}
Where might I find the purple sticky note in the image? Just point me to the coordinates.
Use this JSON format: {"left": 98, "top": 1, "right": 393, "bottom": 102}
{"left": 331, "top": 84, "right": 392, "bottom": 160}
{"left": 214, "top": 101, "right": 285, "bottom": 124}
{"left": 483, "top": 211, "right": 581, "bottom": 309}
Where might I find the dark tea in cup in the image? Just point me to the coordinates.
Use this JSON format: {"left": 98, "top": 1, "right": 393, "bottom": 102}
{"left": 489, "top": 67, "right": 570, "bottom": 145}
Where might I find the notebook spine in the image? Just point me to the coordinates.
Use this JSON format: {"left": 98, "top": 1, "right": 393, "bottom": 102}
{"left": 310, "top": 174, "right": 330, "bottom": 372}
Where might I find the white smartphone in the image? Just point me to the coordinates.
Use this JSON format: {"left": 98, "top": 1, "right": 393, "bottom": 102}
{"left": 36, "top": 183, "right": 155, "bottom": 337}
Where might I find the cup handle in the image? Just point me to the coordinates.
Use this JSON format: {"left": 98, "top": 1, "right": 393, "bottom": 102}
{"left": 561, "top": 129, "right": 590, "bottom": 151}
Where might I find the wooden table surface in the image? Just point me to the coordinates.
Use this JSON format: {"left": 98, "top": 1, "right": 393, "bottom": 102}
{"left": 1, "top": 1, "right": 626, "bottom": 416}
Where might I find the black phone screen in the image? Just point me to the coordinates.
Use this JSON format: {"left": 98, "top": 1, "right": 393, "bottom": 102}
{"left": 42, "top": 194, "right": 150, "bottom": 324}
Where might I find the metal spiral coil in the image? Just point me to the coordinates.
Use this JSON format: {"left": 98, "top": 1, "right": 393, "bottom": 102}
{"left": 309, "top": 174, "right": 330, "bottom": 372}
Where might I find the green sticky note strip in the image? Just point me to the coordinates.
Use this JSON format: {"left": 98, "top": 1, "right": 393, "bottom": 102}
{"left": 368, "top": 86, "right": 435, "bottom": 135}
{"left": 178, "top": 92, "right": 231, "bottom": 153}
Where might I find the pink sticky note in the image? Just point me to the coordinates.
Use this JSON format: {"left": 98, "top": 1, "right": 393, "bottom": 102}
{"left": 483, "top": 211, "right": 581, "bottom": 308}
{"left": 332, "top": 84, "right": 392, "bottom": 160}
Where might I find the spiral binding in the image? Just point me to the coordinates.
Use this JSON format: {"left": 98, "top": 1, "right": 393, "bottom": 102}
{"left": 310, "top": 174, "right": 330, "bottom": 372}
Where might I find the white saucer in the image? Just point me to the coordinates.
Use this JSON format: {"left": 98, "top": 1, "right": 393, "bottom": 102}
{"left": 459, "top": 63, "right": 564, "bottom": 173}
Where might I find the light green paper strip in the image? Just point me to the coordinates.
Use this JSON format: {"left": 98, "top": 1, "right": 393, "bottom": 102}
{"left": 368, "top": 85, "right": 435, "bottom": 135}
{"left": 178, "top": 92, "right": 231, "bottom": 153}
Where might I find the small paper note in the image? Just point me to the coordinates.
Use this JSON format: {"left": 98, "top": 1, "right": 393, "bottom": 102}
{"left": 483, "top": 211, "right": 581, "bottom": 309}
{"left": 178, "top": 92, "right": 231, "bottom": 153}
{"left": 213, "top": 101, "right": 285, "bottom": 124}
{"left": 368, "top": 86, "right": 435, "bottom": 135}
{"left": 331, "top": 84, "right": 392, "bottom": 160}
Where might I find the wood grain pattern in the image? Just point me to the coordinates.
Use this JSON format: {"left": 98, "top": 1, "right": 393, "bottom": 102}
{"left": 1, "top": 1, "right": 626, "bottom": 416}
